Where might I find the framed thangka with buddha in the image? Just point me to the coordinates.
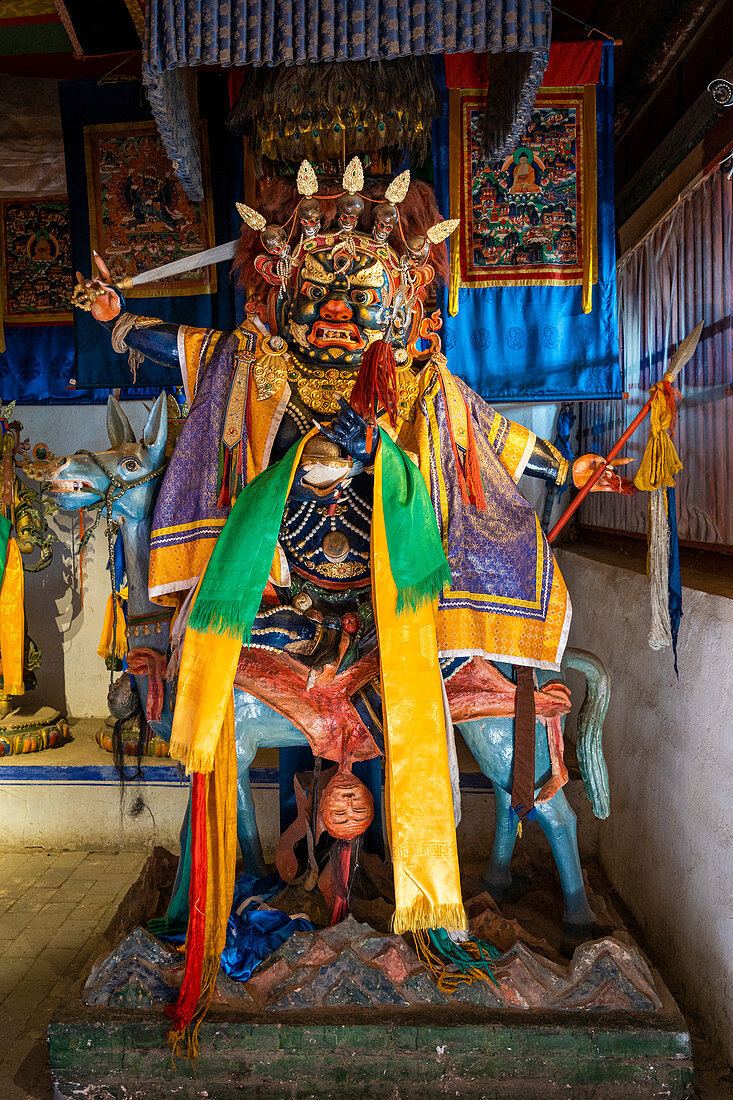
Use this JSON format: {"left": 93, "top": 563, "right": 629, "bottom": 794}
{"left": 450, "top": 85, "right": 597, "bottom": 314}
{"left": 0, "top": 198, "right": 73, "bottom": 325}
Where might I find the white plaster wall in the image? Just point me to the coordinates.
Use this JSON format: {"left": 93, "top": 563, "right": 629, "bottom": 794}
{"left": 14, "top": 402, "right": 153, "bottom": 718}
{"left": 557, "top": 548, "right": 733, "bottom": 1064}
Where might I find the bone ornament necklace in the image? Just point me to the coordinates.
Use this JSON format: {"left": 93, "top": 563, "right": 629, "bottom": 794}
{"left": 280, "top": 483, "right": 373, "bottom": 581}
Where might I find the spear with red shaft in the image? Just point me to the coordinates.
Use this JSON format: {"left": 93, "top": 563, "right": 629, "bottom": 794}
{"left": 547, "top": 322, "right": 703, "bottom": 545}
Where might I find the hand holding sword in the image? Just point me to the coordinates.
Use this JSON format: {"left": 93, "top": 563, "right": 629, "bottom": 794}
{"left": 72, "top": 252, "right": 123, "bottom": 321}
{"left": 71, "top": 237, "right": 241, "bottom": 315}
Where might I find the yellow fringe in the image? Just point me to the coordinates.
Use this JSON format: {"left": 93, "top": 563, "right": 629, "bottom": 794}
{"left": 168, "top": 739, "right": 216, "bottom": 776}
{"left": 391, "top": 900, "right": 467, "bottom": 935}
{"left": 413, "top": 929, "right": 498, "bottom": 993}
{"left": 448, "top": 88, "right": 462, "bottom": 317}
{"left": 0, "top": 537, "right": 24, "bottom": 696}
{"left": 97, "top": 589, "right": 128, "bottom": 661}
{"left": 581, "top": 84, "right": 598, "bottom": 315}
{"left": 634, "top": 383, "right": 683, "bottom": 493}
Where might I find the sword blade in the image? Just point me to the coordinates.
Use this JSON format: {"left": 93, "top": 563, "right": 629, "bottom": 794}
{"left": 127, "top": 239, "right": 240, "bottom": 287}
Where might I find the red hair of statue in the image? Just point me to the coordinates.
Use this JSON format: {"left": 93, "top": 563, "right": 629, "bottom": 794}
{"left": 349, "top": 339, "right": 399, "bottom": 428}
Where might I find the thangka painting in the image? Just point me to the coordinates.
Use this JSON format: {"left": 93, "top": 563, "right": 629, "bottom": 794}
{"left": 451, "top": 87, "right": 597, "bottom": 309}
{"left": 0, "top": 197, "right": 73, "bottom": 324}
{"left": 83, "top": 120, "right": 216, "bottom": 299}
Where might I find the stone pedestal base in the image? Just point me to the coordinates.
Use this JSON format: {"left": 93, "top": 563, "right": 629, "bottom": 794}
{"left": 49, "top": 912, "right": 693, "bottom": 1099}
{"left": 49, "top": 1000, "right": 692, "bottom": 1099}
{"left": 0, "top": 705, "right": 69, "bottom": 756}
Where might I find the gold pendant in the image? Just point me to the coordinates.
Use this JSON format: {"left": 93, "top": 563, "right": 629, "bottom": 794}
{"left": 287, "top": 363, "right": 358, "bottom": 416}
{"left": 253, "top": 336, "right": 289, "bottom": 400}
{"left": 322, "top": 531, "right": 350, "bottom": 563}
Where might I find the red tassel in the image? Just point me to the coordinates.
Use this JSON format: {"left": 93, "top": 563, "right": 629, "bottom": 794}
{"left": 166, "top": 773, "right": 208, "bottom": 1033}
{"left": 463, "top": 394, "right": 486, "bottom": 511}
{"left": 330, "top": 840, "right": 352, "bottom": 925}
{"left": 349, "top": 339, "right": 399, "bottom": 427}
{"left": 217, "top": 450, "right": 231, "bottom": 509}
{"left": 437, "top": 376, "right": 470, "bottom": 505}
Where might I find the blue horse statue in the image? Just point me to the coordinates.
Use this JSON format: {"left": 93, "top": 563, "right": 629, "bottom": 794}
{"left": 46, "top": 395, "right": 610, "bottom": 935}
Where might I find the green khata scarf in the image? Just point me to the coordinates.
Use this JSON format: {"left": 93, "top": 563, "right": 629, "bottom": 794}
{"left": 189, "top": 428, "right": 450, "bottom": 641}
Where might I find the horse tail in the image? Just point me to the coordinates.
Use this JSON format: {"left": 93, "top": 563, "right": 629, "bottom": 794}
{"left": 561, "top": 647, "right": 611, "bottom": 819}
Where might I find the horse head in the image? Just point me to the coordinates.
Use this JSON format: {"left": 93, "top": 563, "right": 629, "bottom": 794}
{"left": 45, "top": 393, "right": 168, "bottom": 528}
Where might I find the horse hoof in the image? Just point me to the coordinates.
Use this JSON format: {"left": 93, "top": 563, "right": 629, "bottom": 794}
{"left": 562, "top": 919, "right": 598, "bottom": 944}
{"left": 482, "top": 872, "right": 511, "bottom": 904}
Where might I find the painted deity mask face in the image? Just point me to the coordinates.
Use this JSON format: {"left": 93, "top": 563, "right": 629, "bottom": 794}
{"left": 277, "top": 248, "right": 408, "bottom": 368}
{"left": 320, "top": 770, "right": 374, "bottom": 840}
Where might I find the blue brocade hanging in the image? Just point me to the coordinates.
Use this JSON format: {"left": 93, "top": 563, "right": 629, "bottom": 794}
{"left": 433, "top": 43, "right": 621, "bottom": 402}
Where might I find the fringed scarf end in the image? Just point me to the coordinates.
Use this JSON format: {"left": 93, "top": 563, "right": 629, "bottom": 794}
{"left": 166, "top": 958, "right": 220, "bottom": 1064}
{"left": 188, "top": 599, "right": 253, "bottom": 644}
{"left": 395, "top": 563, "right": 451, "bottom": 616}
{"left": 391, "top": 899, "right": 467, "bottom": 935}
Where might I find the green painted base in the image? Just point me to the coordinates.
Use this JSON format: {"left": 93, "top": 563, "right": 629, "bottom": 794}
{"left": 49, "top": 1000, "right": 693, "bottom": 1098}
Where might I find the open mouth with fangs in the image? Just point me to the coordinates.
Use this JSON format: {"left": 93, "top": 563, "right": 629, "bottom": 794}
{"left": 49, "top": 479, "right": 96, "bottom": 494}
{"left": 311, "top": 322, "right": 364, "bottom": 349}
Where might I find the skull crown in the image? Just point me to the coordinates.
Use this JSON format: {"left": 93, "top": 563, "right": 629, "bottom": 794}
{"left": 237, "top": 158, "right": 460, "bottom": 297}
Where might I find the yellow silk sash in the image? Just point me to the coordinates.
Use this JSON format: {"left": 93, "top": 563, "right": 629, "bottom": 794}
{"left": 0, "top": 538, "right": 24, "bottom": 696}
{"left": 372, "top": 446, "right": 467, "bottom": 933}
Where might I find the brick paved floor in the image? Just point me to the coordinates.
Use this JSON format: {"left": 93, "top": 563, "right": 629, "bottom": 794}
{"left": 0, "top": 849, "right": 146, "bottom": 1099}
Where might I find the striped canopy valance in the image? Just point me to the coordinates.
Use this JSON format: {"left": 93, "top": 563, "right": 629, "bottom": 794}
{"left": 142, "top": 0, "right": 551, "bottom": 198}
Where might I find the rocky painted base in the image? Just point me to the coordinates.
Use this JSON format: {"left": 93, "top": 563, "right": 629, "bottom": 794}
{"left": 49, "top": 910, "right": 692, "bottom": 1099}
{"left": 0, "top": 706, "right": 70, "bottom": 756}
{"left": 80, "top": 915, "right": 664, "bottom": 1015}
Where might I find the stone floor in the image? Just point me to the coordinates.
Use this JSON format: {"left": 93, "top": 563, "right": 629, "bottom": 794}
{"left": 0, "top": 850, "right": 146, "bottom": 1099}
{"left": 0, "top": 849, "right": 731, "bottom": 1099}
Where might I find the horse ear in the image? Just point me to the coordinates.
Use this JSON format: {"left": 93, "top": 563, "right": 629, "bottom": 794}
{"left": 143, "top": 391, "right": 168, "bottom": 467}
{"left": 107, "top": 396, "right": 135, "bottom": 447}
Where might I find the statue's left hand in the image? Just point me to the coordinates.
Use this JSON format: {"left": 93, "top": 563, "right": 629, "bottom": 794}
{"left": 71, "top": 252, "right": 122, "bottom": 321}
{"left": 319, "top": 397, "right": 378, "bottom": 466}
{"left": 572, "top": 453, "right": 636, "bottom": 494}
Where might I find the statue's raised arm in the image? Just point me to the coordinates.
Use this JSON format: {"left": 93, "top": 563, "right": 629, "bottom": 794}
{"left": 72, "top": 251, "right": 183, "bottom": 374}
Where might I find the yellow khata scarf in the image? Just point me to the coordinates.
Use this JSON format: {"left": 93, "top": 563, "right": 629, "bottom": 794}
{"left": 0, "top": 526, "right": 24, "bottom": 696}
{"left": 372, "top": 442, "right": 466, "bottom": 934}
{"left": 97, "top": 586, "right": 128, "bottom": 663}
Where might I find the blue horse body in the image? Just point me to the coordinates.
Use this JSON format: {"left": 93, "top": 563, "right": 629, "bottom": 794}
{"left": 48, "top": 396, "right": 610, "bottom": 936}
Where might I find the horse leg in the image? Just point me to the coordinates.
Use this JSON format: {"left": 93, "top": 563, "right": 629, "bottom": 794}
{"left": 534, "top": 789, "right": 597, "bottom": 937}
{"left": 233, "top": 733, "right": 268, "bottom": 878}
{"left": 483, "top": 783, "right": 518, "bottom": 902}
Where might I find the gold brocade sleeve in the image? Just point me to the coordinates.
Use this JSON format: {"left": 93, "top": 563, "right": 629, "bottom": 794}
{"left": 179, "top": 326, "right": 224, "bottom": 403}
{"left": 485, "top": 410, "right": 537, "bottom": 483}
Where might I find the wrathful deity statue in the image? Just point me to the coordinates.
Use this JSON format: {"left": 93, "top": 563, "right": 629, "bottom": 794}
{"left": 72, "top": 158, "right": 632, "bottom": 1052}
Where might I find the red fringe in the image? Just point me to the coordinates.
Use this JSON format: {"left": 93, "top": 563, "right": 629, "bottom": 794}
{"left": 166, "top": 773, "right": 208, "bottom": 1033}
{"left": 349, "top": 339, "right": 399, "bottom": 428}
